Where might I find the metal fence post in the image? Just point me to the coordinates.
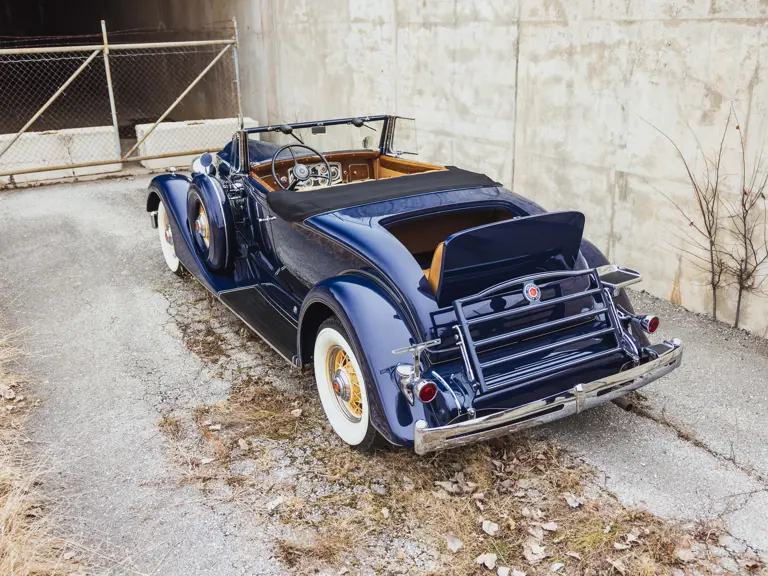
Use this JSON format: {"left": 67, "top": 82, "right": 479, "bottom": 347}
{"left": 101, "top": 20, "right": 122, "bottom": 160}
{"left": 232, "top": 17, "right": 244, "bottom": 130}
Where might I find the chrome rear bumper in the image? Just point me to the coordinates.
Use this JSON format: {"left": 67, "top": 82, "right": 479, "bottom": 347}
{"left": 413, "top": 339, "right": 683, "bottom": 455}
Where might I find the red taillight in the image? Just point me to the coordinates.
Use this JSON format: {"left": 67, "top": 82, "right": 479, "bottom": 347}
{"left": 631, "top": 314, "right": 660, "bottom": 334}
{"left": 416, "top": 380, "right": 438, "bottom": 403}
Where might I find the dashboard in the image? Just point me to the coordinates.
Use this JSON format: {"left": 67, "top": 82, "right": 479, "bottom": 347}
{"left": 287, "top": 162, "right": 342, "bottom": 190}
{"left": 249, "top": 150, "right": 444, "bottom": 192}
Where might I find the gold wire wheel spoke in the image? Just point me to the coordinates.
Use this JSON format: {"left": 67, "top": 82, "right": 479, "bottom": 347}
{"left": 326, "top": 345, "right": 364, "bottom": 421}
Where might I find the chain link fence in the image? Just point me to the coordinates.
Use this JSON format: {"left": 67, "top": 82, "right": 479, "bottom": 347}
{"left": 0, "top": 22, "right": 244, "bottom": 184}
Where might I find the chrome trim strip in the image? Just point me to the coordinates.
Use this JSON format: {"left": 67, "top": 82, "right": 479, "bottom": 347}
{"left": 466, "top": 287, "right": 602, "bottom": 326}
{"left": 413, "top": 339, "right": 683, "bottom": 455}
{"left": 217, "top": 285, "right": 258, "bottom": 295}
{"left": 479, "top": 327, "right": 615, "bottom": 369}
{"left": 474, "top": 306, "right": 608, "bottom": 348}
{"left": 468, "top": 269, "right": 598, "bottom": 301}
{"left": 484, "top": 345, "right": 623, "bottom": 389}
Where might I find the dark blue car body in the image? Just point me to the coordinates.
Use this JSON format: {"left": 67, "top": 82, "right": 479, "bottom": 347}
{"left": 146, "top": 116, "right": 682, "bottom": 454}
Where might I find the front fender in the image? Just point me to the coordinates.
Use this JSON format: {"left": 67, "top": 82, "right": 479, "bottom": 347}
{"left": 147, "top": 174, "right": 202, "bottom": 279}
{"left": 299, "top": 274, "right": 449, "bottom": 447}
{"left": 146, "top": 173, "right": 238, "bottom": 293}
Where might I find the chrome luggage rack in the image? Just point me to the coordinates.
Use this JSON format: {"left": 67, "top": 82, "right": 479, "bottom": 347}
{"left": 452, "top": 269, "right": 631, "bottom": 394}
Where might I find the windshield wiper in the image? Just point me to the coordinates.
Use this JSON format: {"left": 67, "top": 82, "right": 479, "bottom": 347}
{"left": 351, "top": 117, "right": 378, "bottom": 132}
{"left": 279, "top": 124, "right": 304, "bottom": 145}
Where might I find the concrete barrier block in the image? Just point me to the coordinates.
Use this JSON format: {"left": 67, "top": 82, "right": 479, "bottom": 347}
{"left": 134, "top": 118, "right": 258, "bottom": 169}
{"left": 0, "top": 126, "right": 122, "bottom": 185}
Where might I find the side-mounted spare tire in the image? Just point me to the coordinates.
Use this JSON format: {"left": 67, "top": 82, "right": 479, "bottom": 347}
{"left": 186, "top": 176, "right": 234, "bottom": 272}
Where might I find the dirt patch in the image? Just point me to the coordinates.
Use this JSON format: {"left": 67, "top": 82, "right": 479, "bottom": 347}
{"left": 161, "top": 283, "right": 766, "bottom": 575}
{"left": 0, "top": 329, "right": 83, "bottom": 575}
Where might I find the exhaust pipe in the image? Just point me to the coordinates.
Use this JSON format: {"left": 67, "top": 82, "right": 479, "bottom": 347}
{"left": 612, "top": 396, "right": 634, "bottom": 412}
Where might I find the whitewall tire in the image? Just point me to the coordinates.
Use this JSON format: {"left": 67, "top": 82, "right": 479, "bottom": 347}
{"left": 157, "top": 201, "right": 184, "bottom": 277}
{"left": 314, "top": 317, "right": 378, "bottom": 451}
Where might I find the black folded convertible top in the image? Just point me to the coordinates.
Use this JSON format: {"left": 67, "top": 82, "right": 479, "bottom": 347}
{"left": 266, "top": 166, "right": 499, "bottom": 222}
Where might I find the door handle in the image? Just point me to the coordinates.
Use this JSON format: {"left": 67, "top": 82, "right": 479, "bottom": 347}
{"left": 258, "top": 216, "right": 276, "bottom": 223}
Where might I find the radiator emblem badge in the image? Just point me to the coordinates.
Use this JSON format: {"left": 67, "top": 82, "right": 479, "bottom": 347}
{"left": 523, "top": 282, "right": 541, "bottom": 303}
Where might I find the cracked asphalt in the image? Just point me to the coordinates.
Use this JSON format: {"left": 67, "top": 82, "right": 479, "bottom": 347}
{"left": 1, "top": 175, "right": 767, "bottom": 572}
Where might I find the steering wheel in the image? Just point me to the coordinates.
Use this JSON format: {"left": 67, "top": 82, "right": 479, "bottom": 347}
{"left": 270, "top": 144, "right": 333, "bottom": 191}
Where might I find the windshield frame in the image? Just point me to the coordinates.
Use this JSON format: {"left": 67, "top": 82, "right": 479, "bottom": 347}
{"left": 243, "top": 115, "right": 391, "bottom": 164}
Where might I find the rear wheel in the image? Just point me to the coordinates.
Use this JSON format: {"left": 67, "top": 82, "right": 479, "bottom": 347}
{"left": 157, "top": 201, "right": 184, "bottom": 277}
{"left": 313, "top": 317, "right": 379, "bottom": 451}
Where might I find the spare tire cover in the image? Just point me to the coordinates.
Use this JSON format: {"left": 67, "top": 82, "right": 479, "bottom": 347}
{"left": 186, "top": 176, "right": 233, "bottom": 271}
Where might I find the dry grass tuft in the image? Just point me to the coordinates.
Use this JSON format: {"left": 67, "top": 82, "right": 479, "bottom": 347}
{"left": 157, "top": 415, "right": 182, "bottom": 440}
{"left": 193, "top": 376, "right": 310, "bottom": 442}
{"left": 276, "top": 520, "right": 359, "bottom": 572}
{"left": 274, "top": 436, "right": 737, "bottom": 575}
{"left": 0, "top": 330, "right": 81, "bottom": 575}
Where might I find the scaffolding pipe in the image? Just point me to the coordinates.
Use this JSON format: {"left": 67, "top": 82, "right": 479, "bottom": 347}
{"left": 101, "top": 20, "right": 122, "bottom": 160}
{"left": 0, "top": 147, "right": 221, "bottom": 179}
{"left": 232, "top": 17, "right": 244, "bottom": 130}
{"left": 0, "top": 39, "right": 235, "bottom": 56}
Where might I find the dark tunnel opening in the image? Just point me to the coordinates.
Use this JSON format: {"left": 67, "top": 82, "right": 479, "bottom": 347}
{"left": 0, "top": 1, "right": 236, "bottom": 154}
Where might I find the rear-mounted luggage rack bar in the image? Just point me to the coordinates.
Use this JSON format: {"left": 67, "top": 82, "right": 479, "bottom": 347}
{"left": 452, "top": 269, "right": 625, "bottom": 394}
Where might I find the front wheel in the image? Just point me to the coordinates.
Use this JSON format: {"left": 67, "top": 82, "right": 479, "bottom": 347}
{"left": 313, "top": 317, "right": 380, "bottom": 452}
{"left": 157, "top": 201, "right": 184, "bottom": 277}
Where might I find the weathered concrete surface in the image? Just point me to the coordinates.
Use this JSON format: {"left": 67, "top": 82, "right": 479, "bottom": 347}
{"left": 0, "top": 177, "right": 277, "bottom": 575}
{"left": 513, "top": 2, "right": 768, "bottom": 336}
{"left": 0, "top": 126, "right": 122, "bottom": 185}
{"left": 543, "top": 290, "right": 768, "bottom": 553}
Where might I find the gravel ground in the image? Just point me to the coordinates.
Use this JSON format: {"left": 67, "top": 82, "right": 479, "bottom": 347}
{"left": 1, "top": 176, "right": 767, "bottom": 573}
{"left": 542, "top": 291, "right": 768, "bottom": 553}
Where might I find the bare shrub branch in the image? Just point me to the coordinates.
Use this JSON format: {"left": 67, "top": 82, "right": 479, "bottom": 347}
{"left": 643, "top": 114, "right": 732, "bottom": 320}
{"left": 721, "top": 108, "right": 768, "bottom": 327}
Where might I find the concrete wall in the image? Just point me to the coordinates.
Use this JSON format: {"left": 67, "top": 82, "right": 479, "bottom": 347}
{"left": 135, "top": 117, "right": 257, "bottom": 168}
{"left": 122, "top": 0, "right": 768, "bottom": 336}
{"left": 0, "top": 126, "right": 122, "bottom": 184}
{"left": 513, "top": 1, "right": 768, "bottom": 337}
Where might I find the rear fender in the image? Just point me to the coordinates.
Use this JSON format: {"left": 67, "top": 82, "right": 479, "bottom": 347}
{"left": 299, "top": 274, "right": 452, "bottom": 447}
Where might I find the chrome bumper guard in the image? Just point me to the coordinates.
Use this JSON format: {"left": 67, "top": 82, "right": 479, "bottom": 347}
{"left": 413, "top": 339, "right": 683, "bottom": 455}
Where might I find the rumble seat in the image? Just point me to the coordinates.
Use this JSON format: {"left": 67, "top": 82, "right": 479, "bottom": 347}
{"left": 422, "top": 242, "right": 444, "bottom": 294}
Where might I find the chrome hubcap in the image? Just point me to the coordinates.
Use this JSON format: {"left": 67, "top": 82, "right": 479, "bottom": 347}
{"left": 332, "top": 369, "right": 352, "bottom": 402}
{"left": 195, "top": 207, "right": 210, "bottom": 249}
{"left": 326, "top": 345, "right": 363, "bottom": 423}
{"left": 161, "top": 209, "right": 176, "bottom": 257}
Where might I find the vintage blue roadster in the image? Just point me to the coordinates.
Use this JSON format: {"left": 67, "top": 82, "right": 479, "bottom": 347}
{"left": 146, "top": 115, "right": 683, "bottom": 454}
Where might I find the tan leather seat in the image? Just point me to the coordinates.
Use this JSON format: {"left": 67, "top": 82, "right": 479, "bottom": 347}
{"left": 422, "top": 242, "right": 444, "bottom": 295}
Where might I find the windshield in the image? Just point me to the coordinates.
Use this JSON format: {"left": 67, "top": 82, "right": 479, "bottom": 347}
{"left": 248, "top": 119, "right": 385, "bottom": 164}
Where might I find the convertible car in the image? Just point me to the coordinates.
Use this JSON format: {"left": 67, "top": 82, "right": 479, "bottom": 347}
{"left": 146, "top": 115, "right": 683, "bottom": 454}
